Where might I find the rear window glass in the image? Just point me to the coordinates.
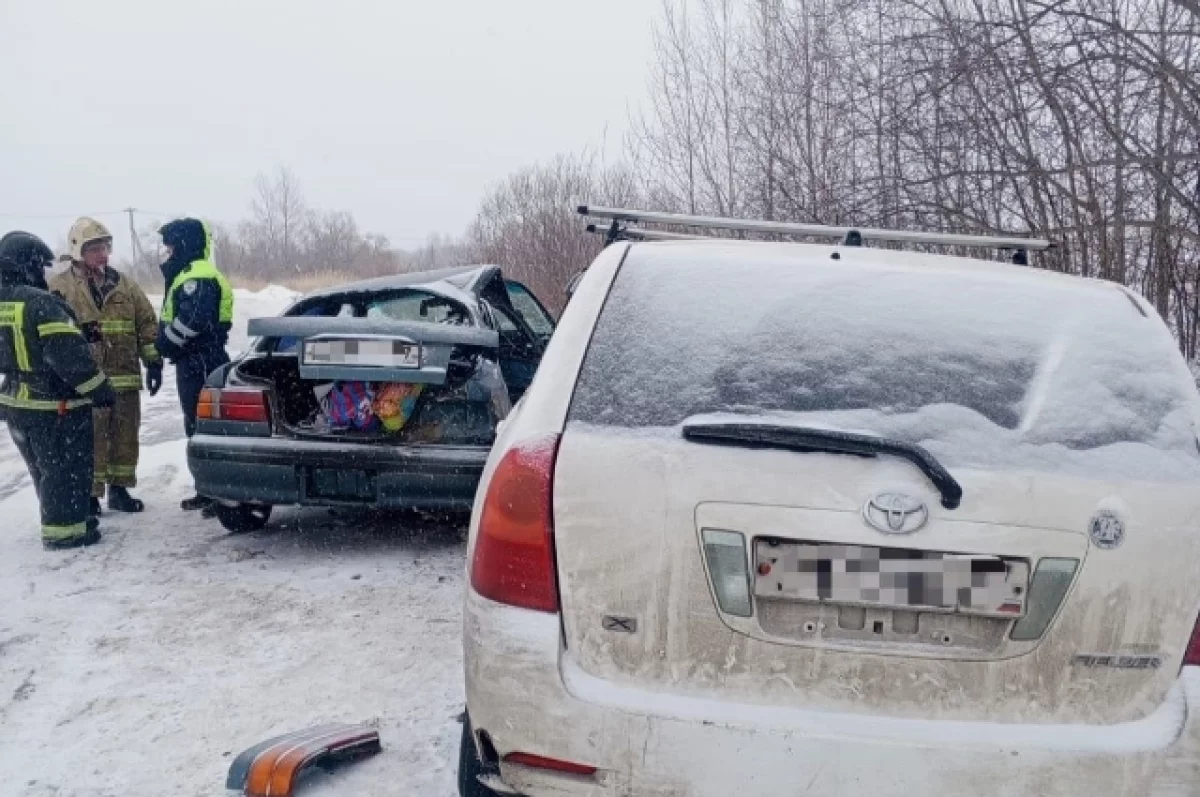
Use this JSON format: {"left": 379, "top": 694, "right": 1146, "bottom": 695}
{"left": 569, "top": 248, "right": 1200, "bottom": 477}
{"left": 367, "top": 291, "right": 470, "bottom": 325}
{"left": 273, "top": 302, "right": 355, "bottom": 353}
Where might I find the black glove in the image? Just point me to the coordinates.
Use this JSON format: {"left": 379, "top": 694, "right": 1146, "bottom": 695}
{"left": 80, "top": 321, "right": 102, "bottom": 344}
{"left": 146, "top": 362, "right": 163, "bottom": 397}
{"left": 90, "top": 380, "right": 116, "bottom": 409}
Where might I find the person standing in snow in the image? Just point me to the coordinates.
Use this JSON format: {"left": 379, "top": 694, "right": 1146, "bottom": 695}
{"left": 156, "top": 218, "right": 234, "bottom": 513}
{"left": 50, "top": 217, "right": 163, "bottom": 516}
{"left": 0, "top": 231, "right": 116, "bottom": 549}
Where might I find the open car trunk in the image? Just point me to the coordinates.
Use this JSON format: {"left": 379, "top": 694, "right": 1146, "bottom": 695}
{"left": 237, "top": 316, "right": 508, "bottom": 446}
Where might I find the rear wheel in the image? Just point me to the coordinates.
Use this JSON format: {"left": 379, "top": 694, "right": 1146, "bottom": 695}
{"left": 214, "top": 503, "right": 273, "bottom": 533}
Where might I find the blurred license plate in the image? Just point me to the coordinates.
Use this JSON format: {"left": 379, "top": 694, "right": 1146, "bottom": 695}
{"left": 304, "top": 337, "right": 420, "bottom": 369}
{"left": 754, "top": 540, "right": 1029, "bottom": 617}
{"left": 308, "top": 468, "right": 376, "bottom": 501}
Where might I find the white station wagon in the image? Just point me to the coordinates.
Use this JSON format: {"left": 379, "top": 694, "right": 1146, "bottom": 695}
{"left": 459, "top": 209, "right": 1200, "bottom": 797}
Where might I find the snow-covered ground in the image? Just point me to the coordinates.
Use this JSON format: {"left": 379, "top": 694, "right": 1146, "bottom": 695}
{"left": 0, "top": 287, "right": 466, "bottom": 796}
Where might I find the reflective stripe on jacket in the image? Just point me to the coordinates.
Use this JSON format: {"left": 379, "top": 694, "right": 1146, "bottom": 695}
{"left": 0, "top": 286, "right": 110, "bottom": 410}
{"left": 49, "top": 266, "right": 160, "bottom": 393}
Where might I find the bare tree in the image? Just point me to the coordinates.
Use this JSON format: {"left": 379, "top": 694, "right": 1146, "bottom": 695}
{"left": 631, "top": 0, "right": 1200, "bottom": 354}
{"left": 244, "top": 165, "right": 309, "bottom": 277}
{"left": 467, "top": 153, "right": 643, "bottom": 313}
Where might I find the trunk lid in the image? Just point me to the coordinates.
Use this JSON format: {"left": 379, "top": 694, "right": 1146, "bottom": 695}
{"left": 237, "top": 316, "right": 506, "bottom": 446}
{"left": 246, "top": 316, "right": 498, "bottom": 386}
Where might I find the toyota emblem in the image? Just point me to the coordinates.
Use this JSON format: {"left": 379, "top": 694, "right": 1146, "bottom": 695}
{"left": 863, "top": 493, "right": 929, "bottom": 534}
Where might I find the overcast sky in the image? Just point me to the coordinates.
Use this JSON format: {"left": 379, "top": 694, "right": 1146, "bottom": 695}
{"left": 0, "top": 0, "right": 656, "bottom": 259}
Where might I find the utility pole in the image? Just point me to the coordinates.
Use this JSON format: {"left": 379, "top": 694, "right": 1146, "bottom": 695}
{"left": 124, "top": 207, "right": 146, "bottom": 276}
{"left": 123, "top": 207, "right": 141, "bottom": 260}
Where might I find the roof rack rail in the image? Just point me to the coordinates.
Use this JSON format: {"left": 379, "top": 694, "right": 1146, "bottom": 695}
{"left": 579, "top": 206, "right": 1054, "bottom": 257}
{"left": 584, "top": 223, "right": 704, "bottom": 243}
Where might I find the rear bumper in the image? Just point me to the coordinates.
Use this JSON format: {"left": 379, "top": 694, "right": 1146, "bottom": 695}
{"left": 187, "top": 433, "right": 488, "bottom": 511}
{"left": 464, "top": 592, "right": 1200, "bottom": 797}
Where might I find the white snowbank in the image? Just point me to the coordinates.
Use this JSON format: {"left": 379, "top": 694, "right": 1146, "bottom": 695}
{"left": 233, "top": 284, "right": 301, "bottom": 304}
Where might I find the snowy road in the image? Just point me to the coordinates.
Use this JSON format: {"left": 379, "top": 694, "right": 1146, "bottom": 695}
{"left": 0, "top": 287, "right": 467, "bottom": 796}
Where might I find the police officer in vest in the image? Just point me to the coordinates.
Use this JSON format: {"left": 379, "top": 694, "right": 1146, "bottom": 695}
{"left": 156, "top": 218, "right": 234, "bottom": 512}
{"left": 0, "top": 231, "right": 116, "bottom": 549}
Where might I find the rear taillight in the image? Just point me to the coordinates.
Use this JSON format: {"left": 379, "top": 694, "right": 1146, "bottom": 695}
{"left": 503, "top": 751, "right": 596, "bottom": 776}
{"left": 197, "top": 387, "right": 270, "bottom": 424}
{"left": 1184, "top": 614, "right": 1200, "bottom": 666}
{"left": 470, "top": 434, "right": 561, "bottom": 613}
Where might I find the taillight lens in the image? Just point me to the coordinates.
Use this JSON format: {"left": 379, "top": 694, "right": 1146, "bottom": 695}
{"left": 1184, "top": 614, "right": 1200, "bottom": 666}
{"left": 1009, "top": 558, "right": 1078, "bottom": 641}
{"left": 702, "top": 529, "right": 753, "bottom": 617}
{"left": 197, "top": 388, "right": 216, "bottom": 419}
{"left": 503, "top": 751, "right": 596, "bottom": 776}
{"left": 198, "top": 387, "right": 270, "bottom": 424}
{"left": 470, "top": 434, "right": 561, "bottom": 613}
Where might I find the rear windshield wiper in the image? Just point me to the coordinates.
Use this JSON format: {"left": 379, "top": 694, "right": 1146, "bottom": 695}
{"left": 682, "top": 421, "right": 963, "bottom": 510}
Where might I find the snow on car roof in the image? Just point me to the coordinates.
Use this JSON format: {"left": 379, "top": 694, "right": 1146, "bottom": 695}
{"left": 568, "top": 241, "right": 1200, "bottom": 480}
{"left": 299, "top": 264, "right": 493, "bottom": 301}
{"left": 629, "top": 239, "right": 1105, "bottom": 288}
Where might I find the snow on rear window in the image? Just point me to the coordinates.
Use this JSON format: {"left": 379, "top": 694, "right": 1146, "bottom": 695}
{"left": 568, "top": 246, "right": 1200, "bottom": 478}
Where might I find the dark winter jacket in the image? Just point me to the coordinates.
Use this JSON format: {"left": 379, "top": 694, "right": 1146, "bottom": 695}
{"left": 0, "top": 284, "right": 115, "bottom": 411}
{"left": 156, "top": 219, "right": 233, "bottom": 363}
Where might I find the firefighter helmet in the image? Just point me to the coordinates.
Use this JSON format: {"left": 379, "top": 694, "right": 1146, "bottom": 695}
{"left": 0, "top": 231, "right": 55, "bottom": 289}
{"left": 66, "top": 216, "right": 113, "bottom": 262}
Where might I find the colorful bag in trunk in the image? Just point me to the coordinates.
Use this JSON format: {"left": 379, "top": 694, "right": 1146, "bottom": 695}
{"left": 373, "top": 382, "right": 424, "bottom": 432}
{"left": 324, "top": 381, "right": 378, "bottom": 432}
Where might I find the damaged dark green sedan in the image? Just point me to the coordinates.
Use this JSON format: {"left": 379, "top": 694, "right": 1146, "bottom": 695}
{"left": 187, "top": 265, "right": 555, "bottom": 532}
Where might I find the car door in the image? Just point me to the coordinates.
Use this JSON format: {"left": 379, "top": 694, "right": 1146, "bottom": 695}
{"left": 474, "top": 275, "right": 555, "bottom": 403}
{"left": 498, "top": 281, "right": 557, "bottom": 401}
{"left": 504, "top": 280, "right": 556, "bottom": 346}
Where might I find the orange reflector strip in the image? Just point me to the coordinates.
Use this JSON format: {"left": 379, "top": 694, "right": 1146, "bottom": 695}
{"left": 504, "top": 751, "right": 597, "bottom": 776}
{"left": 197, "top": 388, "right": 217, "bottom": 419}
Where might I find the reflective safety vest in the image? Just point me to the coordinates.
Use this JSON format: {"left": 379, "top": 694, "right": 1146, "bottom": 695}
{"left": 0, "top": 286, "right": 110, "bottom": 411}
{"left": 161, "top": 258, "right": 234, "bottom": 325}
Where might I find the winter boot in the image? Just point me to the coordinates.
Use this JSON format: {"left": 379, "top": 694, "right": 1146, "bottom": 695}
{"left": 43, "top": 518, "right": 102, "bottom": 551}
{"left": 107, "top": 486, "right": 145, "bottom": 513}
{"left": 89, "top": 497, "right": 102, "bottom": 517}
{"left": 181, "top": 494, "right": 215, "bottom": 512}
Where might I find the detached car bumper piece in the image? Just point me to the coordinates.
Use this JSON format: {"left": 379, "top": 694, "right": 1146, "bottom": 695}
{"left": 227, "top": 723, "right": 381, "bottom": 797}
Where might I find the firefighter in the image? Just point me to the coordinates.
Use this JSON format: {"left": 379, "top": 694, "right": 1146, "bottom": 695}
{"left": 156, "top": 218, "right": 233, "bottom": 512}
{"left": 0, "top": 231, "right": 116, "bottom": 549}
{"left": 50, "top": 217, "right": 163, "bottom": 515}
